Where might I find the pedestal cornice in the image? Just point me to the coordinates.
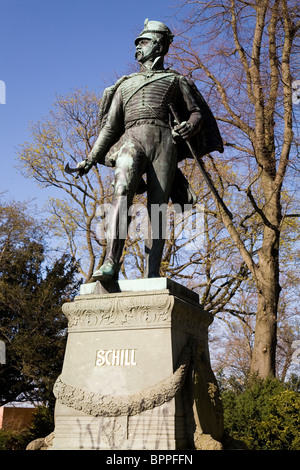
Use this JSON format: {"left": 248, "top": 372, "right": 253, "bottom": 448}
{"left": 62, "top": 289, "right": 212, "bottom": 335}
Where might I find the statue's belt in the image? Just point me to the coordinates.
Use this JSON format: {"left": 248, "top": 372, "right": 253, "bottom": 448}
{"left": 125, "top": 118, "right": 170, "bottom": 130}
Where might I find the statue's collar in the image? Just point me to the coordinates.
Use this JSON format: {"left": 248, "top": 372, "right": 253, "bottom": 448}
{"left": 139, "top": 56, "right": 165, "bottom": 75}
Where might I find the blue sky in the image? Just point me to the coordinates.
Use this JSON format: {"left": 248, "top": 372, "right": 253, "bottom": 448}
{"left": 0, "top": 0, "right": 182, "bottom": 208}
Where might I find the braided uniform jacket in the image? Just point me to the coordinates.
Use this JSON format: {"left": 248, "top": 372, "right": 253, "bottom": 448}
{"left": 89, "top": 69, "right": 223, "bottom": 168}
{"left": 120, "top": 72, "right": 180, "bottom": 128}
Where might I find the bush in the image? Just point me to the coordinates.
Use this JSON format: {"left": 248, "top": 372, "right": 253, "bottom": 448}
{"left": 222, "top": 377, "right": 300, "bottom": 450}
{"left": 0, "top": 406, "right": 54, "bottom": 450}
{"left": 250, "top": 390, "right": 300, "bottom": 450}
{"left": 0, "top": 428, "right": 28, "bottom": 450}
{"left": 25, "top": 405, "right": 54, "bottom": 444}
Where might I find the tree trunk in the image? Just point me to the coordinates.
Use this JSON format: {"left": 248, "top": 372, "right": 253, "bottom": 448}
{"left": 250, "top": 253, "right": 280, "bottom": 378}
{"left": 250, "top": 180, "right": 282, "bottom": 378}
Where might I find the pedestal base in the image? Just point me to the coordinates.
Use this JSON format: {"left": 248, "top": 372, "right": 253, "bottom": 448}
{"left": 51, "top": 278, "right": 223, "bottom": 450}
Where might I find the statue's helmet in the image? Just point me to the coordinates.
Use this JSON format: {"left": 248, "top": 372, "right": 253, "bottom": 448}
{"left": 135, "top": 19, "right": 174, "bottom": 55}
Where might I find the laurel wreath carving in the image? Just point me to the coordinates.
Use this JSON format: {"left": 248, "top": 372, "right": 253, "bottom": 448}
{"left": 53, "top": 342, "right": 193, "bottom": 417}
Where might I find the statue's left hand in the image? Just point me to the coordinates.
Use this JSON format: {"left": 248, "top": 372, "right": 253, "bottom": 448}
{"left": 76, "top": 159, "right": 93, "bottom": 176}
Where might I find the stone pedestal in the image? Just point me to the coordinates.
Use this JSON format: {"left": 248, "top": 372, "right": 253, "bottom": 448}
{"left": 51, "top": 278, "right": 223, "bottom": 450}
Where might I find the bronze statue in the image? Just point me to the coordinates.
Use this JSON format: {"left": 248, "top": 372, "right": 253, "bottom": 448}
{"left": 75, "top": 20, "right": 223, "bottom": 281}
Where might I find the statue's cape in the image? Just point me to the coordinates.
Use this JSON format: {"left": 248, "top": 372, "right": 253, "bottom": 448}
{"left": 96, "top": 71, "right": 224, "bottom": 207}
{"left": 174, "top": 79, "right": 224, "bottom": 160}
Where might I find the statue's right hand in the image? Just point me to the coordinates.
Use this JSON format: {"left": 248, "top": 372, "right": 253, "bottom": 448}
{"left": 76, "top": 159, "right": 93, "bottom": 176}
{"left": 174, "top": 121, "right": 193, "bottom": 140}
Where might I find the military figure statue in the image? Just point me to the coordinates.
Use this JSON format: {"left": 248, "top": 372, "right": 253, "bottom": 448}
{"left": 76, "top": 20, "right": 223, "bottom": 281}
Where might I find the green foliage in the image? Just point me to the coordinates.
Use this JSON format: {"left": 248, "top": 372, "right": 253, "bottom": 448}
{"left": 222, "top": 377, "right": 300, "bottom": 449}
{"left": 0, "top": 200, "right": 80, "bottom": 407}
{"left": 24, "top": 405, "right": 54, "bottom": 444}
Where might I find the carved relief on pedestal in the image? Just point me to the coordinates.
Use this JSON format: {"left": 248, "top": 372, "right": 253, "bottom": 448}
{"left": 62, "top": 292, "right": 174, "bottom": 331}
{"left": 62, "top": 291, "right": 212, "bottom": 336}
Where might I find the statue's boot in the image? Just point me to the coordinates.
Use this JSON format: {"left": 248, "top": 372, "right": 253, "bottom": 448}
{"left": 145, "top": 236, "right": 165, "bottom": 278}
{"left": 92, "top": 259, "right": 120, "bottom": 281}
{"left": 92, "top": 194, "right": 127, "bottom": 281}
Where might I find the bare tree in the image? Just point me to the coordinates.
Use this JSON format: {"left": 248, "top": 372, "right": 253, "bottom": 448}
{"left": 170, "top": 0, "right": 300, "bottom": 378}
{"left": 18, "top": 89, "right": 114, "bottom": 280}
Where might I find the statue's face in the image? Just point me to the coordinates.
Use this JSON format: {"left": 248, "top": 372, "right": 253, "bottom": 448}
{"left": 135, "top": 38, "right": 159, "bottom": 63}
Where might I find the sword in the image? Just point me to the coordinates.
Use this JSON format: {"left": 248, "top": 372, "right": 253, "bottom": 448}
{"left": 64, "top": 162, "right": 81, "bottom": 178}
{"left": 168, "top": 103, "right": 233, "bottom": 220}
